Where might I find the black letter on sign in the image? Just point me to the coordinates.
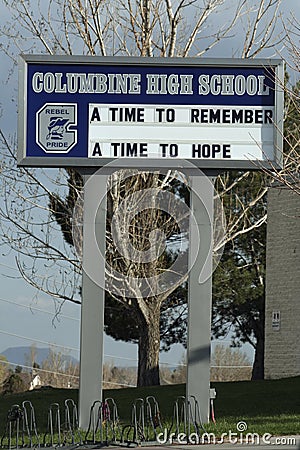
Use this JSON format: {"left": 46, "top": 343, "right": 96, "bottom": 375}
{"left": 90, "top": 107, "right": 101, "bottom": 122}
{"left": 92, "top": 142, "right": 102, "bottom": 156}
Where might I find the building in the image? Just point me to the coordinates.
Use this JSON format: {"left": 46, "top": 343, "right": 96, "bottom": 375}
{"left": 19, "top": 372, "right": 42, "bottom": 391}
{"left": 265, "top": 185, "right": 300, "bottom": 379}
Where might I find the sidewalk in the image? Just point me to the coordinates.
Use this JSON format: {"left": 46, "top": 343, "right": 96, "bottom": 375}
{"left": 138, "top": 435, "right": 300, "bottom": 450}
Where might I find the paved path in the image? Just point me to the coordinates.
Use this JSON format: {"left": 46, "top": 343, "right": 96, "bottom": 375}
{"left": 137, "top": 435, "right": 300, "bottom": 450}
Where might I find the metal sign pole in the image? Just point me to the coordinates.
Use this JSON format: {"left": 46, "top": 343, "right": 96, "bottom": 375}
{"left": 78, "top": 171, "right": 108, "bottom": 429}
{"left": 186, "top": 174, "right": 214, "bottom": 423}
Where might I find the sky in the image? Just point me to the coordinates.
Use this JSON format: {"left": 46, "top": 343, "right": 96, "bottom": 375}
{"left": 0, "top": 251, "right": 184, "bottom": 370}
{"left": 0, "top": 0, "right": 300, "bottom": 377}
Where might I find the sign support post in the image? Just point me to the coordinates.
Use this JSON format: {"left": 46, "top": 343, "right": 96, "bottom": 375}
{"left": 78, "top": 170, "right": 108, "bottom": 429}
{"left": 187, "top": 175, "right": 213, "bottom": 422}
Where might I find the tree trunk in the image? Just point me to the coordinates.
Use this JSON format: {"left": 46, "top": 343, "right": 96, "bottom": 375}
{"left": 137, "top": 313, "right": 160, "bottom": 386}
{"left": 251, "top": 334, "right": 265, "bottom": 380}
{"left": 251, "top": 297, "right": 265, "bottom": 380}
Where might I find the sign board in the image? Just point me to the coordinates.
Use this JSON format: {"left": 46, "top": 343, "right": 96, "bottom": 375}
{"left": 18, "top": 56, "right": 284, "bottom": 169}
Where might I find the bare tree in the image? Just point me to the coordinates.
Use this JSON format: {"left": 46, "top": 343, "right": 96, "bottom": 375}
{"left": 0, "top": 135, "right": 82, "bottom": 310}
{"left": 0, "top": 0, "right": 286, "bottom": 385}
{"left": 41, "top": 347, "right": 79, "bottom": 388}
{"left": 103, "top": 361, "right": 136, "bottom": 388}
{"left": 160, "top": 355, "right": 186, "bottom": 384}
{"left": 105, "top": 170, "right": 189, "bottom": 385}
{"left": 280, "top": 8, "right": 300, "bottom": 74}
{"left": 274, "top": 107, "right": 300, "bottom": 195}
{"left": 0, "top": 1, "right": 283, "bottom": 61}
{"left": 257, "top": 9, "right": 300, "bottom": 194}
{"left": 160, "top": 344, "right": 252, "bottom": 383}
{"left": 211, "top": 344, "right": 252, "bottom": 382}
{"left": 0, "top": 355, "right": 9, "bottom": 388}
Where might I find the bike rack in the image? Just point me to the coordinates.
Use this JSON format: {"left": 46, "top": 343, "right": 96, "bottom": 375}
{"left": 22, "top": 401, "right": 40, "bottom": 448}
{"left": 121, "top": 398, "right": 144, "bottom": 446}
{"left": 0, "top": 394, "right": 206, "bottom": 448}
{"left": 145, "top": 396, "right": 163, "bottom": 441}
{"left": 43, "top": 403, "right": 61, "bottom": 447}
{"left": 1, "top": 404, "right": 24, "bottom": 450}
{"left": 84, "top": 400, "right": 103, "bottom": 445}
{"left": 121, "top": 396, "right": 163, "bottom": 446}
{"left": 169, "top": 395, "right": 206, "bottom": 444}
{"left": 63, "top": 399, "right": 82, "bottom": 446}
{"left": 102, "top": 398, "right": 121, "bottom": 444}
{"left": 188, "top": 395, "right": 206, "bottom": 436}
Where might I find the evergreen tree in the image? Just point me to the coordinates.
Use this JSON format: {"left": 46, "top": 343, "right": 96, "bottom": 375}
{"left": 213, "top": 171, "right": 267, "bottom": 380}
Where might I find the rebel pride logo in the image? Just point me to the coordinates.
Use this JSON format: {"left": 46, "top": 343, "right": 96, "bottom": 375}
{"left": 36, "top": 103, "right": 77, "bottom": 153}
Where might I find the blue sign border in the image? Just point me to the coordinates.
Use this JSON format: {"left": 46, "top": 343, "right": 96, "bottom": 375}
{"left": 18, "top": 55, "right": 284, "bottom": 169}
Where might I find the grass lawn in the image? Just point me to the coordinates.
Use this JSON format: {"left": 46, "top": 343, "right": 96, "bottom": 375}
{"left": 0, "top": 377, "right": 299, "bottom": 438}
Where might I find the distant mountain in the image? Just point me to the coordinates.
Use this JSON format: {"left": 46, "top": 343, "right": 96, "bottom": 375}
{"left": 1, "top": 346, "right": 78, "bottom": 368}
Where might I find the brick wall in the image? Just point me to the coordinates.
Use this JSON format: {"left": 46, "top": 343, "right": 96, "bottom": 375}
{"left": 265, "top": 186, "right": 300, "bottom": 379}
